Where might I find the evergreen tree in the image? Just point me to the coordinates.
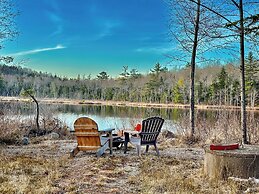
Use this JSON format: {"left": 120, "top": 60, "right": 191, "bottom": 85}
{"left": 129, "top": 68, "right": 141, "bottom": 79}
{"left": 120, "top": 66, "right": 130, "bottom": 78}
{"left": 150, "top": 63, "right": 167, "bottom": 75}
{"left": 172, "top": 79, "right": 184, "bottom": 104}
{"left": 97, "top": 71, "right": 109, "bottom": 80}
{"left": 0, "top": 76, "right": 4, "bottom": 94}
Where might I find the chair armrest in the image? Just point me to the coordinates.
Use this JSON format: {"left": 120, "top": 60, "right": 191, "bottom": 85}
{"left": 124, "top": 130, "right": 140, "bottom": 135}
{"left": 140, "top": 132, "right": 160, "bottom": 135}
{"left": 99, "top": 128, "right": 115, "bottom": 133}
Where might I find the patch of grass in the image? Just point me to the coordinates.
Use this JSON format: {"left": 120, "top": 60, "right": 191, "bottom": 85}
{"left": 174, "top": 110, "right": 259, "bottom": 146}
{"left": 0, "top": 115, "right": 71, "bottom": 145}
{"left": 133, "top": 156, "right": 255, "bottom": 193}
{"left": 0, "top": 155, "right": 67, "bottom": 193}
{"left": 0, "top": 116, "right": 28, "bottom": 145}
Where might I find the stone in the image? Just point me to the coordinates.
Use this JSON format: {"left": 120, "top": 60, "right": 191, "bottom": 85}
{"left": 22, "top": 137, "right": 30, "bottom": 145}
{"left": 49, "top": 132, "right": 60, "bottom": 139}
{"left": 161, "top": 130, "right": 175, "bottom": 139}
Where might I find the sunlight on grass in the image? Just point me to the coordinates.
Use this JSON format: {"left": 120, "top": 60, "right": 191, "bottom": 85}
{"left": 133, "top": 156, "right": 254, "bottom": 194}
{"left": 0, "top": 155, "right": 67, "bottom": 193}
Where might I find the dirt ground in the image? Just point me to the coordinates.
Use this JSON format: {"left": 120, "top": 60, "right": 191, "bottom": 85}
{"left": 1, "top": 140, "right": 259, "bottom": 193}
{"left": 0, "top": 139, "right": 204, "bottom": 193}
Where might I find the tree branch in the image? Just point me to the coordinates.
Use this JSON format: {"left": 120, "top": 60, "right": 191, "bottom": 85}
{"left": 230, "top": 0, "right": 240, "bottom": 8}
{"left": 189, "top": 0, "right": 240, "bottom": 30}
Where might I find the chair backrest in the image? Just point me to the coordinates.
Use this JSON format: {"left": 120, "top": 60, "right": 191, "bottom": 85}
{"left": 140, "top": 116, "right": 164, "bottom": 145}
{"left": 74, "top": 117, "right": 101, "bottom": 151}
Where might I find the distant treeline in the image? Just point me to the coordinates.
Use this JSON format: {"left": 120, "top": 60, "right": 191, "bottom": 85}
{"left": 0, "top": 53, "right": 258, "bottom": 106}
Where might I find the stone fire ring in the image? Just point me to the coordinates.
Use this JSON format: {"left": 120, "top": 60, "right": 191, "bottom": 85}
{"left": 204, "top": 145, "right": 259, "bottom": 179}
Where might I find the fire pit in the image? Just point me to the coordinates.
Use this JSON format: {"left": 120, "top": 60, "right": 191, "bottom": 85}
{"left": 204, "top": 145, "right": 259, "bottom": 179}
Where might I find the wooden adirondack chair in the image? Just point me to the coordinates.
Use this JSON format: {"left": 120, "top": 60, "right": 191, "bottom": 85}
{"left": 70, "top": 117, "right": 113, "bottom": 158}
{"left": 124, "top": 116, "right": 164, "bottom": 156}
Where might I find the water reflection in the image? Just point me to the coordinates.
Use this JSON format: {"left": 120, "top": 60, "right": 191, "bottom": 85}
{"left": 1, "top": 102, "right": 259, "bottom": 133}
{"left": 55, "top": 104, "right": 179, "bottom": 131}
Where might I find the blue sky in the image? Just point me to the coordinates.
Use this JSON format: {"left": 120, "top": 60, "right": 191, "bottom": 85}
{"left": 3, "top": 0, "right": 173, "bottom": 78}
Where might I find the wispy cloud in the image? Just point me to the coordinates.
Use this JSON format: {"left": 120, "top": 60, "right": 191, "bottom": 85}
{"left": 135, "top": 45, "right": 175, "bottom": 54}
{"left": 46, "top": 11, "right": 64, "bottom": 37}
{"left": 51, "top": 24, "right": 63, "bottom": 37}
{"left": 95, "top": 20, "right": 121, "bottom": 40}
{"left": 47, "top": 11, "right": 62, "bottom": 23}
{"left": 45, "top": 0, "right": 64, "bottom": 37}
{"left": 8, "top": 44, "right": 66, "bottom": 56}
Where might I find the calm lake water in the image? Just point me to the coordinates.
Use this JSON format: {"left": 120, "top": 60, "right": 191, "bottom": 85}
{"left": 1, "top": 102, "right": 259, "bottom": 132}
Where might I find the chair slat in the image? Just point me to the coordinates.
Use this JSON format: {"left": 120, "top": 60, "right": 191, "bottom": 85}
{"left": 74, "top": 132, "right": 99, "bottom": 137}
{"left": 74, "top": 124, "right": 97, "bottom": 128}
{"left": 78, "top": 145, "right": 100, "bottom": 151}
{"left": 140, "top": 117, "right": 164, "bottom": 144}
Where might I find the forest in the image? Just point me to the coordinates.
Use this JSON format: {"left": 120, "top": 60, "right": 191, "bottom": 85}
{"left": 0, "top": 52, "right": 258, "bottom": 107}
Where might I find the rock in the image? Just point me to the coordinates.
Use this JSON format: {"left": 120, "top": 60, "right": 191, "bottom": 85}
{"left": 22, "top": 137, "right": 30, "bottom": 145}
{"left": 161, "top": 130, "right": 175, "bottom": 139}
{"left": 49, "top": 132, "right": 60, "bottom": 139}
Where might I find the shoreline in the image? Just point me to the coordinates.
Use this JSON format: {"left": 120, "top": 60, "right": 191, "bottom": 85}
{"left": 1, "top": 96, "right": 259, "bottom": 111}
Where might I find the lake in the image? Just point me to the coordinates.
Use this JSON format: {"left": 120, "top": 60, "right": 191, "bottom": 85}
{"left": 1, "top": 102, "right": 259, "bottom": 133}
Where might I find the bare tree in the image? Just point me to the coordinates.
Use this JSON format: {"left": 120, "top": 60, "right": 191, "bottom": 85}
{"left": 188, "top": 0, "right": 259, "bottom": 144}
{"left": 167, "top": 0, "right": 224, "bottom": 139}
{"left": 21, "top": 88, "right": 40, "bottom": 131}
{"left": 189, "top": 0, "right": 200, "bottom": 138}
{"left": 0, "top": 0, "right": 18, "bottom": 64}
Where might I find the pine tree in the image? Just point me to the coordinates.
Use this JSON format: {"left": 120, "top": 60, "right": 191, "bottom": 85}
{"left": 97, "top": 71, "right": 109, "bottom": 80}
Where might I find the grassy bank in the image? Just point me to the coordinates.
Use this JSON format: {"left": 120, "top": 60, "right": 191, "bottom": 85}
{"left": 1, "top": 96, "right": 259, "bottom": 111}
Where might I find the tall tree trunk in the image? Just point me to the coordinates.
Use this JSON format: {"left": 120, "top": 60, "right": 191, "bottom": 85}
{"left": 190, "top": 0, "right": 200, "bottom": 137}
{"left": 239, "top": 0, "right": 248, "bottom": 144}
{"left": 252, "top": 89, "right": 255, "bottom": 108}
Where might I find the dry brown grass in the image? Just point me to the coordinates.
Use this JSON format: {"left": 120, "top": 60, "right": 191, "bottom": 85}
{"left": 174, "top": 110, "right": 259, "bottom": 146}
{"left": 0, "top": 154, "right": 67, "bottom": 194}
{"left": 0, "top": 114, "right": 71, "bottom": 145}
{"left": 1, "top": 141, "right": 259, "bottom": 193}
{"left": 132, "top": 155, "right": 259, "bottom": 194}
{"left": 0, "top": 115, "right": 29, "bottom": 144}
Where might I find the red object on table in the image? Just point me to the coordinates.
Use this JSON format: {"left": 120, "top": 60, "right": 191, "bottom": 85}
{"left": 135, "top": 123, "right": 142, "bottom": 132}
{"left": 210, "top": 143, "right": 239, "bottom": 150}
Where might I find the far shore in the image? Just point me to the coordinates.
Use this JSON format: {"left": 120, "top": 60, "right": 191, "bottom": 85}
{"left": 1, "top": 96, "right": 259, "bottom": 111}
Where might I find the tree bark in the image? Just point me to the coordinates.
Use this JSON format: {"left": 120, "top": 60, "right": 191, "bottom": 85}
{"left": 190, "top": 0, "right": 201, "bottom": 137}
{"left": 239, "top": 0, "right": 248, "bottom": 144}
{"left": 29, "top": 94, "right": 40, "bottom": 131}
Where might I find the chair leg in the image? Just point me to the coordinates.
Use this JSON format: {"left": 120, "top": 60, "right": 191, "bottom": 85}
{"left": 154, "top": 143, "right": 160, "bottom": 156}
{"left": 97, "top": 141, "right": 109, "bottom": 158}
{"left": 136, "top": 145, "right": 141, "bottom": 156}
{"left": 145, "top": 145, "right": 149, "bottom": 153}
{"left": 70, "top": 147, "right": 79, "bottom": 158}
{"left": 124, "top": 132, "right": 130, "bottom": 154}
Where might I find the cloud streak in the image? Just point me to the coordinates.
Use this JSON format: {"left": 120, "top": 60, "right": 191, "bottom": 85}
{"left": 94, "top": 20, "right": 121, "bottom": 40}
{"left": 8, "top": 44, "right": 66, "bottom": 56}
{"left": 135, "top": 45, "right": 175, "bottom": 54}
{"left": 45, "top": 0, "right": 64, "bottom": 37}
